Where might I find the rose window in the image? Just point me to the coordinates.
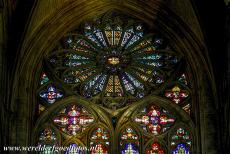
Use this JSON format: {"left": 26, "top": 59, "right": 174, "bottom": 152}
{"left": 47, "top": 13, "right": 181, "bottom": 109}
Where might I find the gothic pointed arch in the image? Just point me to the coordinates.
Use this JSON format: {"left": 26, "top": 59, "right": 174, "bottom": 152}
{"left": 9, "top": 1, "right": 220, "bottom": 154}
{"left": 30, "top": 11, "right": 197, "bottom": 153}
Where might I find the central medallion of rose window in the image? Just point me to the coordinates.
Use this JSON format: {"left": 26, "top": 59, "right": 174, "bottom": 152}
{"left": 97, "top": 49, "right": 130, "bottom": 74}
{"left": 107, "top": 57, "right": 119, "bottom": 65}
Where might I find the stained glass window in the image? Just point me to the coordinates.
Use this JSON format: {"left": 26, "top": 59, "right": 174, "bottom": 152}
{"left": 164, "top": 73, "right": 191, "bottom": 115}
{"left": 40, "top": 72, "right": 49, "bottom": 85}
{"left": 172, "top": 143, "right": 191, "bottom": 154}
{"left": 53, "top": 104, "right": 94, "bottom": 135}
{"left": 38, "top": 128, "right": 58, "bottom": 154}
{"left": 39, "top": 85, "right": 63, "bottom": 104}
{"left": 104, "top": 75, "right": 124, "bottom": 97}
{"left": 146, "top": 142, "right": 165, "bottom": 154}
{"left": 120, "top": 127, "right": 139, "bottom": 145}
{"left": 171, "top": 128, "right": 192, "bottom": 146}
{"left": 90, "top": 144, "right": 108, "bottom": 154}
{"left": 134, "top": 104, "right": 176, "bottom": 135}
{"left": 120, "top": 127, "right": 139, "bottom": 154}
{"left": 178, "top": 74, "right": 188, "bottom": 85}
{"left": 36, "top": 11, "right": 195, "bottom": 154}
{"left": 165, "top": 86, "right": 189, "bottom": 104}
{"left": 90, "top": 127, "right": 110, "bottom": 154}
{"left": 46, "top": 12, "right": 181, "bottom": 109}
{"left": 121, "top": 143, "right": 139, "bottom": 154}
{"left": 171, "top": 128, "right": 192, "bottom": 154}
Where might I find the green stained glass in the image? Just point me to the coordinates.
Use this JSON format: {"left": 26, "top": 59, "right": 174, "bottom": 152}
{"left": 40, "top": 72, "right": 49, "bottom": 85}
{"left": 171, "top": 128, "right": 192, "bottom": 149}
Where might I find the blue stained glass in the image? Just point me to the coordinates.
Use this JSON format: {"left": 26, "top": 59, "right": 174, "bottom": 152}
{"left": 125, "top": 73, "right": 144, "bottom": 90}
{"left": 66, "top": 61, "right": 89, "bottom": 67}
{"left": 136, "top": 92, "right": 145, "bottom": 98}
{"left": 68, "top": 54, "right": 89, "bottom": 60}
{"left": 65, "top": 144, "right": 82, "bottom": 154}
{"left": 126, "top": 25, "right": 143, "bottom": 48}
{"left": 93, "top": 75, "right": 107, "bottom": 94}
{"left": 66, "top": 54, "right": 90, "bottom": 67}
{"left": 39, "top": 86, "right": 63, "bottom": 104}
{"left": 153, "top": 71, "right": 164, "bottom": 84}
{"left": 139, "top": 54, "right": 161, "bottom": 60}
{"left": 121, "top": 28, "right": 134, "bottom": 47}
{"left": 83, "top": 74, "right": 107, "bottom": 97}
{"left": 139, "top": 61, "right": 162, "bottom": 67}
{"left": 121, "top": 143, "right": 139, "bottom": 154}
{"left": 121, "top": 75, "right": 135, "bottom": 95}
{"left": 84, "top": 74, "right": 101, "bottom": 91}
{"left": 94, "top": 29, "right": 107, "bottom": 47}
{"left": 178, "top": 74, "right": 188, "bottom": 85}
{"left": 126, "top": 35, "right": 141, "bottom": 48}
{"left": 85, "top": 32, "right": 101, "bottom": 47}
{"left": 173, "top": 144, "right": 191, "bottom": 154}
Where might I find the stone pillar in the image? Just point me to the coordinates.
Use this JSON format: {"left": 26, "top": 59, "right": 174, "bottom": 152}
{"left": 0, "top": 0, "right": 7, "bottom": 151}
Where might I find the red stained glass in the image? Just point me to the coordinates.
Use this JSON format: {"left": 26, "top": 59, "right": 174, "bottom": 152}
{"left": 39, "top": 85, "right": 63, "bottom": 104}
{"left": 146, "top": 142, "right": 165, "bottom": 154}
{"left": 135, "top": 104, "right": 175, "bottom": 135}
{"left": 91, "top": 144, "right": 108, "bottom": 154}
{"left": 165, "top": 86, "right": 188, "bottom": 104}
{"left": 53, "top": 105, "right": 94, "bottom": 135}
